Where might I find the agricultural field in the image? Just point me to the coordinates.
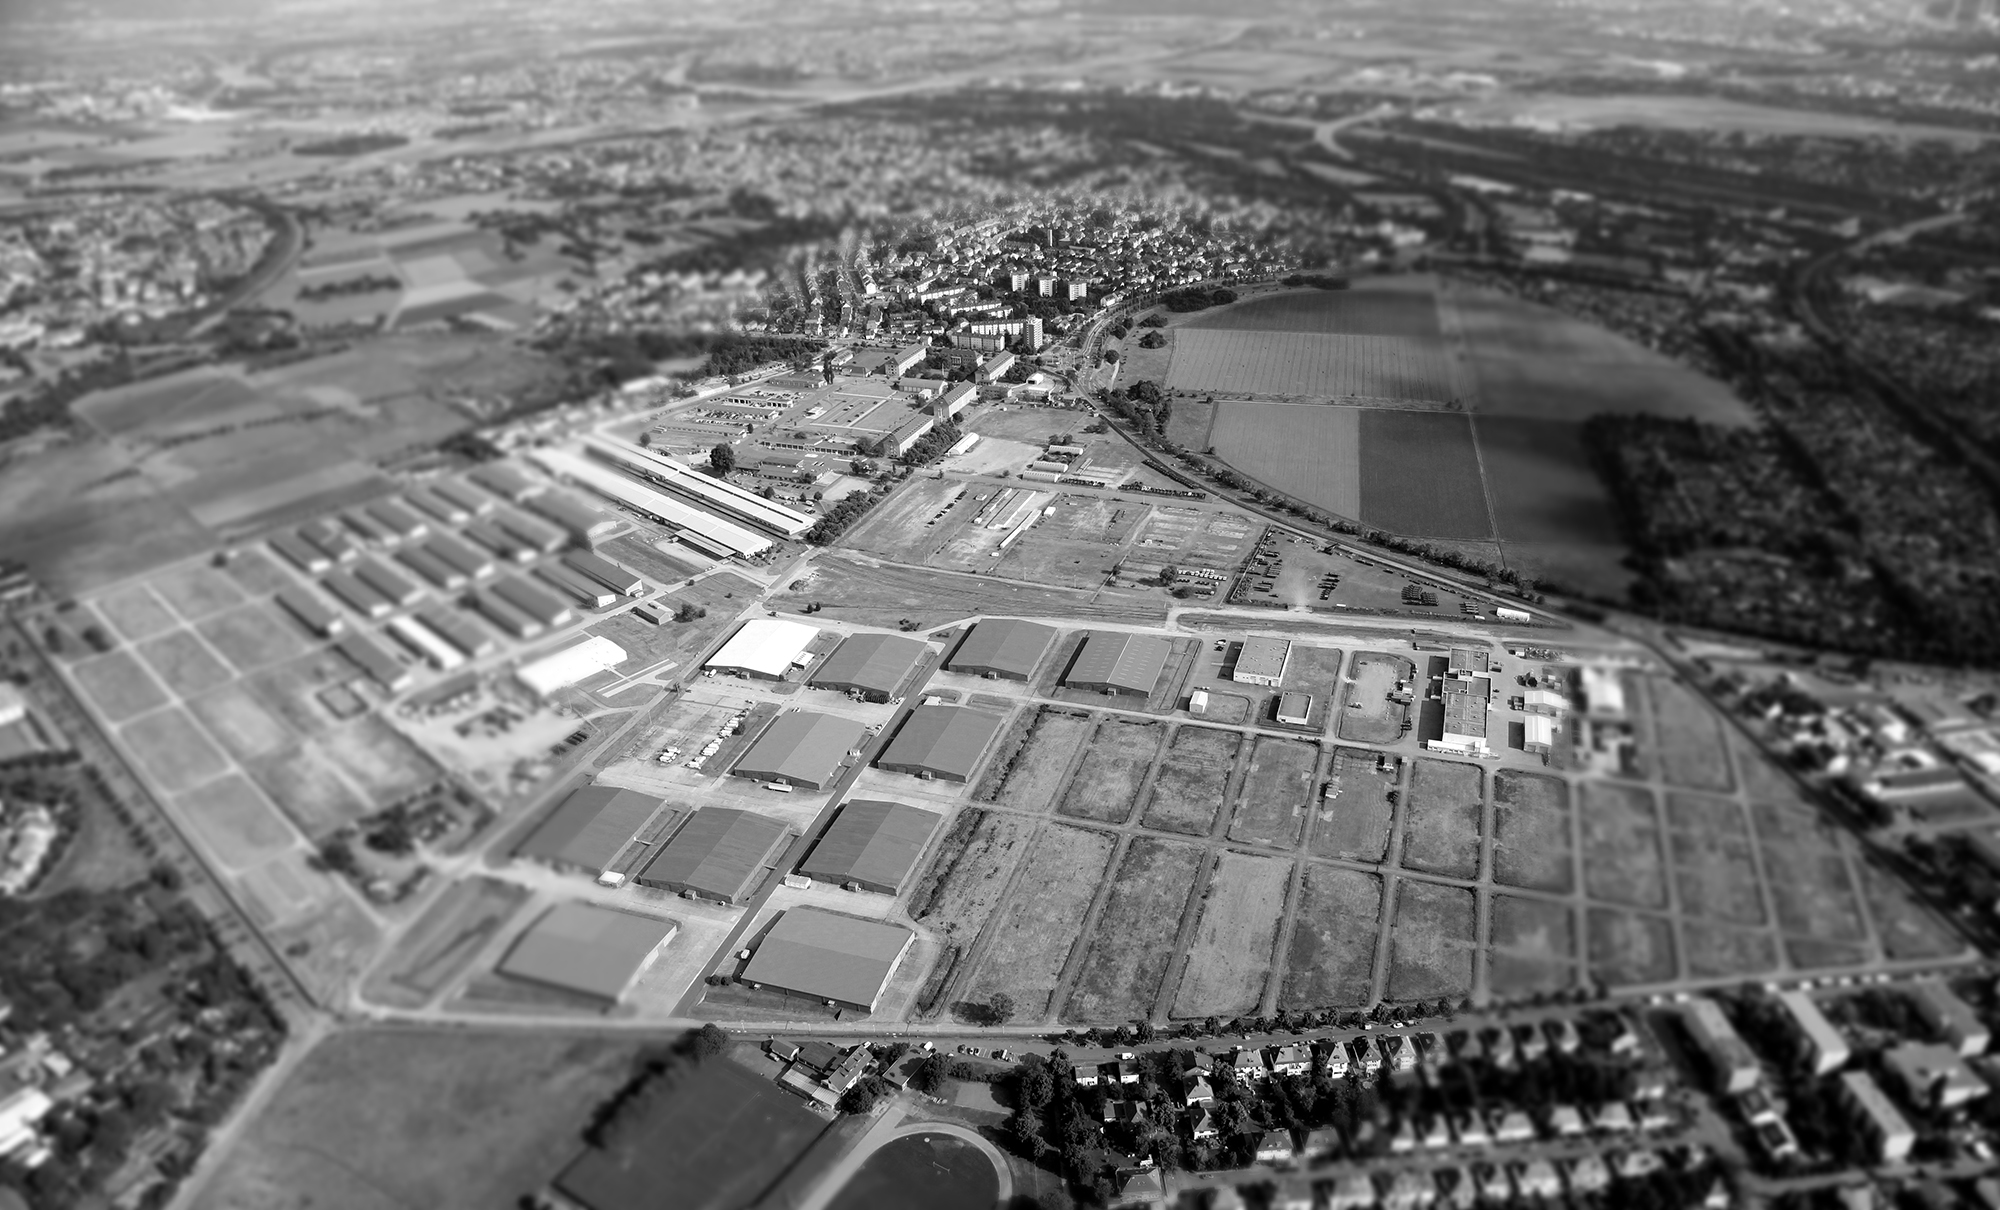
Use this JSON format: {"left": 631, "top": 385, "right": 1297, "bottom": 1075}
{"left": 977, "top": 707, "right": 1095, "bottom": 813}
{"left": 1491, "top": 771, "right": 1573, "bottom": 893}
{"left": 1311, "top": 747, "right": 1396, "bottom": 863}
{"left": 1141, "top": 726, "right": 1241, "bottom": 836}
{"left": 172, "top": 773, "right": 299, "bottom": 873}
{"left": 1578, "top": 780, "right": 1667, "bottom": 910}
{"left": 1280, "top": 865, "right": 1382, "bottom": 1009}
{"left": 1066, "top": 838, "right": 1205, "bottom": 1023}
{"left": 1172, "top": 851, "right": 1292, "bottom": 1019}
{"left": 1337, "top": 653, "right": 1411, "bottom": 744}
{"left": 1585, "top": 908, "right": 1678, "bottom": 987}
{"left": 1060, "top": 719, "right": 1165, "bottom": 824}
{"left": 1664, "top": 793, "right": 1765, "bottom": 927}
{"left": 1488, "top": 895, "right": 1577, "bottom": 998}
{"left": 1385, "top": 880, "right": 1476, "bottom": 1003}
{"left": 1188, "top": 284, "right": 1443, "bottom": 339}
{"left": 1644, "top": 676, "right": 1735, "bottom": 794}
{"left": 1227, "top": 737, "right": 1317, "bottom": 847}
{"left": 1171, "top": 330, "right": 1456, "bottom": 401}
{"left": 1400, "top": 759, "right": 1482, "bottom": 880}
{"left": 964, "top": 824, "right": 1115, "bottom": 1020}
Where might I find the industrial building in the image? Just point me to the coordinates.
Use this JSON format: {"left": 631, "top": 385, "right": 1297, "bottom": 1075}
{"left": 1429, "top": 650, "right": 1493, "bottom": 759}
{"left": 536, "top": 562, "right": 613, "bottom": 609}
{"left": 515, "top": 783, "right": 665, "bottom": 874}
{"left": 497, "top": 902, "right": 677, "bottom": 1004}
{"left": 423, "top": 533, "right": 495, "bottom": 581}
{"left": 270, "top": 532, "right": 330, "bottom": 574}
{"left": 469, "top": 587, "right": 543, "bottom": 639}
{"left": 808, "top": 632, "right": 928, "bottom": 702}
{"left": 491, "top": 574, "right": 573, "bottom": 629}
{"left": 517, "top": 637, "right": 628, "bottom": 698}
{"left": 577, "top": 437, "right": 814, "bottom": 540}
{"left": 637, "top": 807, "right": 790, "bottom": 903}
{"left": 1064, "top": 631, "right": 1171, "bottom": 698}
{"left": 275, "top": 586, "right": 344, "bottom": 638}
{"left": 1910, "top": 981, "right": 1990, "bottom": 1055}
{"left": 1233, "top": 637, "right": 1292, "bottom": 687}
{"left": 528, "top": 446, "right": 774, "bottom": 559}
{"left": 1884, "top": 1041, "right": 1989, "bottom": 1109}
{"left": 739, "top": 906, "right": 915, "bottom": 1013}
{"left": 364, "top": 498, "right": 430, "bottom": 542}
{"left": 353, "top": 557, "right": 422, "bottom": 607}
{"left": 468, "top": 462, "right": 542, "bottom": 503}
{"left": 946, "top": 618, "right": 1057, "bottom": 681}
{"left": 525, "top": 489, "right": 618, "bottom": 543}
{"left": 386, "top": 615, "right": 462, "bottom": 670}
{"left": 322, "top": 569, "right": 392, "bottom": 619}
{"left": 875, "top": 704, "right": 1005, "bottom": 783}
{"left": 1838, "top": 1071, "right": 1915, "bottom": 1164}
{"left": 705, "top": 618, "right": 820, "bottom": 680}
{"left": 336, "top": 632, "right": 411, "bottom": 692}
{"left": 1682, "top": 997, "right": 1761, "bottom": 1095}
{"left": 731, "top": 711, "right": 868, "bottom": 791}
{"left": 403, "top": 485, "right": 468, "bottom": 525}
{"left": 299, "top": 518, "right": 358, "bottom": 563}
{"left": 463, "top": 521, "right": 536, "bottom": 565}
{"left": 493, "top": 509, "right": 567, "bottom": 555}
{"left": 564, "top": 551, "right": 643, "bottom": 597}
{"left": 413, "top": 604, "right": 494, "bottom": 659}
{"left": 433, "top": 476, "right": 497, "bottom": 516}
{"left": 1776, "top": 990, "right": 1850, "bottom": 1075}
{"left": 394, "top": 545, "right": 464, "bottom": 591}
{"left": 798, "top": 800, "right": 943, "bottom": 894}
{"left": 1277, "top": 692, "right": 1312, "bottom": 727}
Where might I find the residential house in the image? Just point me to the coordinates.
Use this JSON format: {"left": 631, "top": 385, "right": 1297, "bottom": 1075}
{"left": 1590, "top": 1101, "right": 1636, "bottom": 1134}
{"left": 1301, "top": 1126, "right": 1342, "bottom": 1163}
{"left": 1884, "top": 1041, "right": 1989, "bottom": 1110}
{"left": 1911, "top": 982, "right": 1991, "bottom": 1056}
{"left": 1271, "top": 1044, "right": 1311, "bottom": 1077}
{"left": 1380, "top": 1169, "right": 1437, "bottom": 1210}
{"left": 1513, "top": 1160, "right": 1562, "bottom": 1199}
{"left": 1232, "top": 1048, "right": 1269, "bottom": 1083}
{"left": 1184, "top": 1075, "right": 1216, "bottom": 1107}
{"left": 1074, "top": 1063, "right": 1099, "bottom": 1087}
{"left": 1568, "top": 1155, "right": 1611, "bottom": 1195}
{"left": 1546, "top": 1104, "right": 1585, "bottom": 1137}
{"left": 1255, "top": 1129, "right": 1295, "bottom": 1167}
{"left": 1490, "top": 1109, "right": 1537, "bottom": 1143}
{"left": 1328, "top": 1172, "right": 1377, "bottom": 1210}
{"left": 1111, "top": 1166, "right": 1166, "bottom": 1210}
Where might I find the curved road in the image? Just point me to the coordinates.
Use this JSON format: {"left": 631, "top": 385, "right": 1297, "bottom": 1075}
{"left": 796, "top": 1107, "right": 1014, "bottom": 1210}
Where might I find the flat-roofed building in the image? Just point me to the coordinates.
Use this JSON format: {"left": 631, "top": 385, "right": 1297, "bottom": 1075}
{"left": 1277, "top": 692, "right": 1312, "bottom": 727}
{"left": 876, "top": 705, "right": 1005, "bottom": 783}
{"left": 1065, "top": 631, "right": 1171, "bottom": 698}
{"left": 1776, "top": 990, "right": 1850, "bottom": 1075}
{"left": 1234, "top": 637, "right": 1292, "bottom": 687}
{"left": 946, "top": 618, "right": 1057, "bottom": 681}
{"left": 518, "top": 637, "right": 627, "bottom": 697}
{"left": 515, "top": 784, "right": 665, "bottom": 875}
{"left": 530, "top": 447, "right": 774, "bottom": 559}
{"left": 739, "top": 906, "right": 915, "bottom": 1012}
{"left": 636, "top": 807, "right": 789, "bottom": 903}
{"left": 497, "top": 902, "right": 677, "bottom": 1004}
{"left": 732, "top": 711, "right": 868, "bottom": 791}
{"left": 1911, "top": 981, "right": 1991, "bottom": 1056}
{"left": 1683, "top": 997, "right": 1761, "bottom": 1095}
{"left": 809, "top": 632, "right": 928, "bottom": 702}
{"left": 1885, "top": 1041, "right": 1989, "bottom": 1110}
{"left": 577, "top": 437, "right": 814, "bottom": 540}
{"left": 798, "top": 800, "right": 943, "bottom": 894}
{"left": 1838, "top": 1071, "right": 1915, "bottom": 1164}
{"left": 706, "top": 618, "right": 819, "bottom": 680}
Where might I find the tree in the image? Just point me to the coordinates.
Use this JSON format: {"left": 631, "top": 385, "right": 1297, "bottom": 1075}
{"left": 638, "top": 432, "right": 653, "bottom": 447}
{"left": 709, "top": 443, "right": 737, "bottom": 475}
{"left": 987, "top": 992, "right": 1015, "bottom": 1026}
{"left": 691, "top": 1024, "right": 729, "bottom": 1059}
{"left": 911, "top": 1052, "right": 950, "bottom": 1095}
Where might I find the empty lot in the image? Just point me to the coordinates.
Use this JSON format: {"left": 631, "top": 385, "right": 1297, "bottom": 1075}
{"left": 1280, "top": 865, "right": 1382, "bottom": 1009}
{"left": 1172, "top": 851, "right": 1292, "bottom": 1020}
{"left": 1066, "top": 838, "right": 1204, "bottom": 1023}
{"left": 1227, "top": 737, "right": 1317, "bottom": 847}
{"left": 1141, "top": 726, "right": 1241, "bottom": 836}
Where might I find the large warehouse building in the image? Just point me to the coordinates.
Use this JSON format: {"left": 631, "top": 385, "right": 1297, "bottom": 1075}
{"left": 514, "top": 783, "right": 664, "bottom": 875}
{"left": 946, "top": 618, "right": 1057, "bottom": 681}
{"left": 705, "top": 618, "right": 821, "bottom": 680}
{"left": 1233, "top": 637, "right": 1292, "bottom": 687}
{"left": 496, "top": 902, "right": 678, "bottom": 1004}
{"left": 798, "top": 800, "right": 944, "bottom": 895}
{"left": 808, "top": 632, "right": 928, "bottom": 702}
{"left": 636, "top": 808, "right": 789, "bottom": 904}
{"left": 739, "top": 906, "right": 915, "bottom": 1013}
{"left": 731, "top": 711, "right": 869, "bottom": 791}
{"left": 1064, "top": 630, "right": 1172, "bottom": 698}
{"left": 875, "top": 704, "right": 1006, "bottom": 783}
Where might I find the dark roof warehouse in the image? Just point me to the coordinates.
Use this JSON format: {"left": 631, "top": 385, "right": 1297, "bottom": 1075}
{"left": 808, "top": 632, "right": 929, "bottom": 702}
{"left": 740, "top": 907, "right": 916, "bottom": 1012}
{"left": 514, "top": 784, "right": 664, "bottom": 874}
{"left": 496, "top": 902, "right": 677, "bottom": 1003}
{"left": 874, "top": 704, "right": 1005, "bottom": 783}
{"left": 730, "top": 711, "right": 870, "bottom": 791}
{"left": 1064, "top": 630, "right": 1172, "bottom": 697}
{"left": 946, "top": 618, "right": 1058, "bottom": 681}
{"left": 798, "top": 800, "right": 944, "bottom": 894}
{"left": 636, "top": 808, "right": 789, "bottom": 903}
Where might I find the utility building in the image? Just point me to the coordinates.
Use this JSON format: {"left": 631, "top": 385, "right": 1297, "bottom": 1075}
{"left": 875, "top": 704, "right": 1005, "bottom": 783}
{"left": 797, "top": 801, "right": 943, "bottom": 895}
{"left": 1233, "top": 637, "right": 1292, "bottom": 687}
{"left": 946, "top": 618, "right": 1057, "bottom": 681}
{"left": 497, "top": 903, "right": 677, "bottom": 1004}
{"left": 731, "top": 711, "right": 868, "bottom": 791}
{"left": 739, "top": 906, "right": 915, "bottom": 1013}
{"left": 809, "top": 633, "right": 927, "bottom": 702}
{"left": 636, "top": 807, "right": 789, "bottom": 903}
{"left": 1064, "top": 631, "right": 1171, "bottom": 698}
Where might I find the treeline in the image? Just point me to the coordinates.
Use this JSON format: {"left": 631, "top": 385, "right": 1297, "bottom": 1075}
{"left": 638, "top": 213, "right": 841, "bottom": 276}
{"left": 895, "top": 420, "right": 963, "bottom": 467}
{"left": 297, "top": 274, "right": 399, "bottom": 301}
{"left": 1282, "top": 273, "right": 1350, "bottom": 290}
{"left": 807, "top": 480, "right": 894, "bottom": 545}
{"left": 701, "top": 335, "right": 824, "bottom": 379}
{"left": 1160, "top": 285, "right": 1238, "bottom": 312}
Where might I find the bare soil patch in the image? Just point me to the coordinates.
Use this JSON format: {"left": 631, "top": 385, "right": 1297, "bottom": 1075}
{"left": 1311, "top": 746, "right": 1397, "bottom": 863}
{"left": 1059, "top": 718, "right": 1164, "bottom": 825}
{"left": 1579, "top": 780, "right": 1666, "bottom": 910}
{"left": 965, "top": 824, "right": 1115, "bottom": 1021}
{"left": 1492, "top": 770, "right": 1572, "bottom": 894}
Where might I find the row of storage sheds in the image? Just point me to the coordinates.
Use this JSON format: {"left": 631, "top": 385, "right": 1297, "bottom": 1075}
{"left": 528, "top": 446, "right": 774, "bottom": 559}
{"left": 578, "top": 436, "right": 815, "bottom": 540}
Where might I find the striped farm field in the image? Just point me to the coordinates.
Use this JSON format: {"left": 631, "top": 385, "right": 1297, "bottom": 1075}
{"left": 1166, "top": 329, "right": 1455, "bottom": 401}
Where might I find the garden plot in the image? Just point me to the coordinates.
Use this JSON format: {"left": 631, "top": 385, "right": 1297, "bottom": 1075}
{"left": 1227, "top": 737, "right": 1318, "bottom": 848}
{"left": 964, "top": 824, "right": 1115, "bottom": 1021}
{"left": 1059, "top": 719, "right": 1165, "bottom": 825}
{"left": 1172, "top": 851, "right": 1292, "bottom": 1020}
{"left": 1311, "top": 747, "right": 1397, "bottom": 863}
{"left": 1067, "top": 838, "right": 1205, "bottom": 1022}
{"left": 1401, "top": 759, "right": 1482, "bottom": 880}
{"left": 1492, "top": 770, "right": 1573, "bottom": 893}
{"left": 1386, "top": 881, "right": 1476, "bottom": 1003}
{"left": 1279, "top": 865, "right": 1382, "bottom": 1010}
{"left": 974, "top": 707, "right": 1094, "bottom": 813}
{"left": 1579, "top": 780, "right": 1667, "bottom": 910}
{"left": 1141, "top": 726, "right": 1241, "bottom": 836}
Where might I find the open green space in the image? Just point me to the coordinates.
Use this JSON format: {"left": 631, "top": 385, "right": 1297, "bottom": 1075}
{"left": 1279, "top": 865, "right": 1381, "bottom": 1010}
{"left": 1066, "top": 837, "right": 1203, "bottom": 1023}
{"left": 1058, "top": 718, "right": 1163, "bottom": 825}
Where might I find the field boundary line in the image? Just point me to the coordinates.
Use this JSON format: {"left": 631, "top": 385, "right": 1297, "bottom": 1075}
{"left": 1154, "top": 847, "right": 1222, "bottom": 1023}
{"left": 1052, "top": 832, "right": 1134, "bottom": 1024}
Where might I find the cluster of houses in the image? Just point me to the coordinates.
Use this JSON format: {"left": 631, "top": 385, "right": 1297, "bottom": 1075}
{"left": 1153, "top": 1149, "right": 1730, "bottom": 1210}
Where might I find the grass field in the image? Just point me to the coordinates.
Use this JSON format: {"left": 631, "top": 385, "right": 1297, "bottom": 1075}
{"left": 246, "top": 743, "right": 372, "bottom": 838}
{"left": 1311, "top": 747, "right": 1396, "bottom": 862}
{"left": 1385, "top": 880, "right": 1475, "bottom": 1003}
{"left": 1491, "top": 771, "right": 1573, "bottom": 893}
{"left": 362, "top": 876, "right": 533, "bottom": 1009}
{"left": 1401, "top": 759, "right": 1482, "bottom": 880}
{"left": 1585, "top": 908, "right": 1677, "bottom": 987}
{"left": 95, "top": 583, "right": 180, "bottom": 642}
{"left": 1066, "top": 837, "right": 1203, "bottom": 1023}
{"left": 1488, "top": 895, "right": 1576, "bottom": 998}
{"left": 136, "top": 630, "right": 234, "bottom": 698}
{"left": 1645, "top": 676, "right": 1734, "bottom": 794}
{"left": 1141, "top": 726, "right": 1240, "bottom": 836}
{"left": 203, "top": 1028, "right": 648, "bottom": 1210}
{"left": 1752, "top": 801, "right": 1869, "bottom": 949}
{"left": 320, "top": 716, "right": 440, "bottom": 802}
{"left": 1856, "top": 862, "right": 1964, "bottom": 961}
{"left": 152, "top": 562, "right": 247, "bottom": 621}
{"left": 1210, "top": 403, "right": 1360, "bottom": 521}
{"left": 1172, "top": 851, "right": 1291, "bottom": 1019}
{"left": 1059, "top": 718, "right": 1163, "bottom": 825}
{"left": 976, "top": 707, "right": 1094, "bottom": 813}
{"left": 1228, "top": 737, "right": 1317, "bottom": 847}
{"left": 72, "top": 650, "right": 169, "bottom": 722}
{"left": 908, "top": 810, "right": 1036, "bottom": 945}
{"left": 1187, "top": 284, "right": 1443, "bottom": 339}
{"left": 197, "top": 603, "right": 314, "bottom": 673}
{"left": 173, "top": 772, "right": 298, "bottom": 872}
{"left": 965, "top": 824, "right": 1115, "bottom": 1020}
{"left": 189, "top": 684, "right": 296, "bottom": 764}
{"left": 1578, "top": 780, "right": 1667, "bottom": 910}
{"left": 1664, "top": 793, "right": 1765, "bottom": 927}
{"left": 1682, "top": 923, "right": 1778, "bottom": 979}
{"left": 1280, "top": 865, "right": 1382, "bottom": 1009}
{"left": 1337, "top": 653, "right": 1410, "bottom": 744}
{"left": 122, "top": 706, "right": 230, "bottom": 794}
{"left": 221, "top": 547, "right": 299, "bottom": 597}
